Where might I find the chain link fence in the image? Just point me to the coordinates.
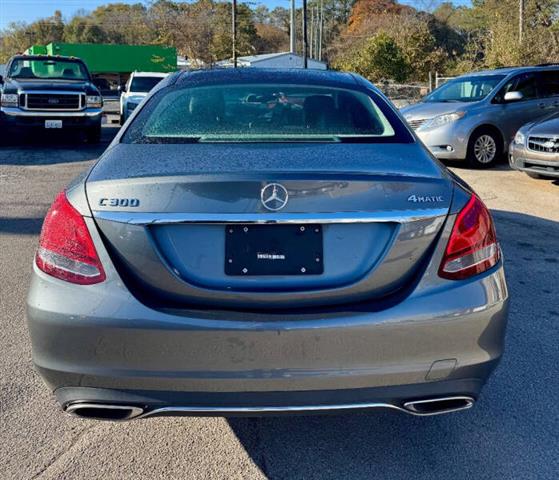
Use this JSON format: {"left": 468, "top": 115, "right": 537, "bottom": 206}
{"left": 376, "top": 81, "right": 430, "bottom": 108}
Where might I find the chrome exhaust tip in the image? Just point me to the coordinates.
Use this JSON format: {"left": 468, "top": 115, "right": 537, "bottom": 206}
{"left": 65, "top": 403, "right": 144, "bottom": 421}
{"left": 403, "top": 396, "right": 475, "bottom": 416}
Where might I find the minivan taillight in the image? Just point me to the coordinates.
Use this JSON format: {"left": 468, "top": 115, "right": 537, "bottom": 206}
{"left": 35, "top": 191, "right": 106, "bottom": 285}
{"left": 439, "top": 194, "right": 500, "bottom": 280}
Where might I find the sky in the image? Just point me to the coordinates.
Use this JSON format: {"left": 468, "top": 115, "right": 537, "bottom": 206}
{"left": 0, "top": 0, "right": 471, "bottom": 30}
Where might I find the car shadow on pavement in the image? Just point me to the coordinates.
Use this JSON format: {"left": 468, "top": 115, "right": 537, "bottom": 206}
{"left": 0, "top": 217, "right": 43, "bottom": 235}
{"left": 0, "top": 126, "right": 119, "bottom": 165}
{"left": 227, "top": 208, "right": 559, "bottom": 480}
{"left": 447, "top": 160, "right": 559, "bottom": 186}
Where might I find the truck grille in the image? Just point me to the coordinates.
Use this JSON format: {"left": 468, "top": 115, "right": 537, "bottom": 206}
{"left": 23, "top": 93, "right": 83, "bottom": 111}
{"left": 407, "top": 118, "right": 428, "bottom": 130}
{"left": 527, "top": 136, "right": 559, "bottom": 154}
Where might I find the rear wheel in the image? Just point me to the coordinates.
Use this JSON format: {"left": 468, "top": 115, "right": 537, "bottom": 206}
{"left": 86, "top": 125, "right": 101, "bottom": 144}
{"left": 466, "top": 128, "right": 502, "bottom": 168}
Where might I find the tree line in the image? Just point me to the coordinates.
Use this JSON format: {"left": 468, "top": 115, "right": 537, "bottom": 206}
{"left": 0, "top": 0, "right": 348, "bottom": 65}
{"left": 1, "top": 0, "right": 559, "bottom": 82}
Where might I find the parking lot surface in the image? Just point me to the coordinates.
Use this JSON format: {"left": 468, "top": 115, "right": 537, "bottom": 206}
{"left": 1, "top": 127, "right": 558, "bottom": 479}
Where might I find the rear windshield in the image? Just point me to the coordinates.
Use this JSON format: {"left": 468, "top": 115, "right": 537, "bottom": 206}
{"left": 8, "top": 58, "right": 89, "bottom": 81}
{"left": 130, "top": 76, "right": 165, "bottom": 93}
{"left": 123, "top": 84, "right": 412, "bottom": 144}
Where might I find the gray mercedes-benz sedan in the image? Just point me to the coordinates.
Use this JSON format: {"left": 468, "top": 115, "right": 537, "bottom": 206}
{"left": 27, "top": 69, "right": 509, "bottom": 421}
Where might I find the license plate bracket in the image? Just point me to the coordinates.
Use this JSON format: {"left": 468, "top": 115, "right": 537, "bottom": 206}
{"left": 225, "top": 224, "right": 323, "bottom": 276}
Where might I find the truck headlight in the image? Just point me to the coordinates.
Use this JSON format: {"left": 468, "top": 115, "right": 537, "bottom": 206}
{"left": 1, "top": 93, "right": 19, "bottom": 107}
{"left": 514, "top": 131, "right": 526, "bottom": 145}
{"left": 418, "top": 111, "right": 466, "bottom": 132}
{"left": 86, "top": 95, "right": 103, "bottom": 108}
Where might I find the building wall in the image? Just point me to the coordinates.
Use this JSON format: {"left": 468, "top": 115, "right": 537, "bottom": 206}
{"left": 27, "top": 43, "right": 177, "bottom": 74}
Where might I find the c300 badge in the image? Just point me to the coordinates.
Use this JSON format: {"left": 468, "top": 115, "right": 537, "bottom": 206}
{"left": 98, "top": 198, "right": 140, "bottom": 207}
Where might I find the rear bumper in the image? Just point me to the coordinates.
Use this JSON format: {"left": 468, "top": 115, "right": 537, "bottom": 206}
{"left": 27, "top": 262, "right": 509, "bottom": 416}
{"left": 54, "top": 379, "right": 484, "bottom": 419}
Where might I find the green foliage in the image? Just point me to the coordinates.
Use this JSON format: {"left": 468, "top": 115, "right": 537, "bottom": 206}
{"left": 64, "top": 17, "right": 108, "bottom": 44}
{"left": 211, "top": 2, "right": 259, "bottom": 60}
{"left": 394, "top": 19, "right": 448, "bottom": 82}
{"left": 333, "top": 33, "right": 410, "bottom": 82}
{"left": 0, "top": 11, "right": 64, "bottom": 62}
{"left": 3, "top": 0, "right": 559, "bottom": 79}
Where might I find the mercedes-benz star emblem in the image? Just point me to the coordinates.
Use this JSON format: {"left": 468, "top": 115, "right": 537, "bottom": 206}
{"left": 261, "top": 183, "right": 289, "bottom": 211}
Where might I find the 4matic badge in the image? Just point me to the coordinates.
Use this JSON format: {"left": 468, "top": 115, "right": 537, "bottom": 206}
{"left": 407, "top": 195, "right": 444, "bottom": 203}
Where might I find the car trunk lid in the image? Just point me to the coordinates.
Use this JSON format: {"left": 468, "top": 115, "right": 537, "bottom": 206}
{"left": 87, "top": 143, "right": 453, "bottom": 309}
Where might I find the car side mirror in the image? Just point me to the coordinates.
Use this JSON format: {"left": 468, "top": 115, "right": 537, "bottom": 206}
{"left": 504, "top": 91, "right": 524, "bottom": 102}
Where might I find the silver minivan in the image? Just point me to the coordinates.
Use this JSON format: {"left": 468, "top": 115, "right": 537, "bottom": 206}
{"left": 401, "top": 66, "right": 559, "bottom": 168}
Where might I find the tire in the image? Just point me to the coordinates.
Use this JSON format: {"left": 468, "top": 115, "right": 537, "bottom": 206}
{"left": 86, "top": 125, "right": 102, "bottom": 144}
{"left": 466, "top": 128, "right": 502, "bottom": 169}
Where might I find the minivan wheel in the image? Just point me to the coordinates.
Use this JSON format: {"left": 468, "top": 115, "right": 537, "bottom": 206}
{"left": 467, "top": 129, "right": 502, "bottom": 168}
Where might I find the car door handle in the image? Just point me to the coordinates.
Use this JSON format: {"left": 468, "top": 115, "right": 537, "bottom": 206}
{"left": 538, "top": 102, "right": 547, "bottom": 108}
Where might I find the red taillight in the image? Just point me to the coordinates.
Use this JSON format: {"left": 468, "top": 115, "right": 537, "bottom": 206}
{"left": 35, "top": 191, "right": 106, "bottom": 285}
{"left": 439, "top": 194, "right": 500, "bottom": 280}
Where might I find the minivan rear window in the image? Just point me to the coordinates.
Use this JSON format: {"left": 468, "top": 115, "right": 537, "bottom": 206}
{"left": 122, "top": 84, "right": 413, "bottom": 144}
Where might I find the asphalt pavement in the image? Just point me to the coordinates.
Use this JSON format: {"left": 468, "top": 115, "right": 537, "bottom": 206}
{"left": 1, "top": 127, "right": 558, "bottom": 479}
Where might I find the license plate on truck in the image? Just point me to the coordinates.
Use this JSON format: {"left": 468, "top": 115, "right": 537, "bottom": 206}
{"left": 45, "top": 120, "right": 62, "bottom": 129}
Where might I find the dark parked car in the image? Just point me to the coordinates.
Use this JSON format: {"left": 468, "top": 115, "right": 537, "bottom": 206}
{"left": 0, "top": 55, "right": 103, "bottom": 142}
{"left": 27, "top": 69, "right": 509, "bottom": 421}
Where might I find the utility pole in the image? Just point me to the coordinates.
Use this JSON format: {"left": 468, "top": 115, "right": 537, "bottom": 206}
{"left": 232, "top": 0, "right": 237, "bottom": 68}
{"left": 310, "top": 5, "right": 314, "bottom": 59}
{"left": 290, "top": 0, "right": 296, "bottom": 54}
{"left": 318, "top": 0, "right": 323, "bottom": 61}
{"left": 519, "top": 0, "right": 524, "bottom": 44}
{"left": 303, "top": 0, "right": 308, "bottom": 68}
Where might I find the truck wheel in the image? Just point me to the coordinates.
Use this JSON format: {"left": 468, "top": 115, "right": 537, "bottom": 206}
{"left": 86, "top": 125, "right": 102, "bottom": 144}
{"left": 466, "top": 128, "right": 502, "bottom": 168}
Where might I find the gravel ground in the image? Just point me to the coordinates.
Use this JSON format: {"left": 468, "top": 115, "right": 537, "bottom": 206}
{"left": 1, "top": 127, "right": 558, "bottom": 479}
